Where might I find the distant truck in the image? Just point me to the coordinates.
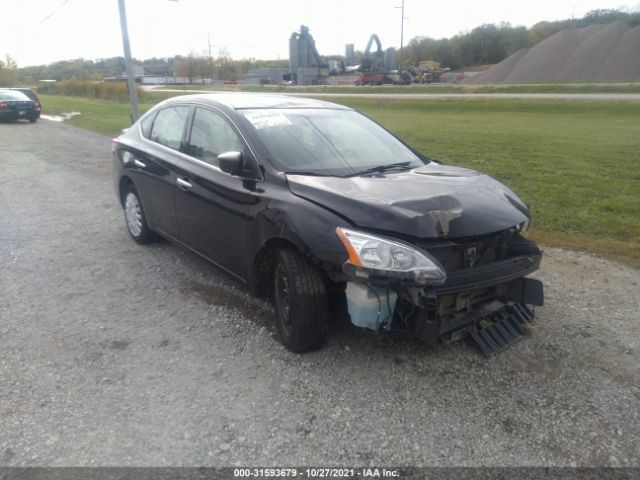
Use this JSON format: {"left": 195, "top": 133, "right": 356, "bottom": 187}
{"left": 355, "top": 73, "right": 385, "bottom": 86}
{"left": 355, "top": 72, "right": 411, "bottom": 86}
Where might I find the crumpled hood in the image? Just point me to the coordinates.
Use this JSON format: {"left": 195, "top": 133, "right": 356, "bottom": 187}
{"left": 286, "top": 163, "right": 530, "bottom": 239}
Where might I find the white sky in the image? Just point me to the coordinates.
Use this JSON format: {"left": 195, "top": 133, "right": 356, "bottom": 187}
{"left": 2, "top": 0, "right": 639, "bottom": 67}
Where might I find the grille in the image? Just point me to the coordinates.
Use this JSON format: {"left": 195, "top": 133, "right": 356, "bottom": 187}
{"left": 416, "top": 229, "right": 514, "bottom": 271}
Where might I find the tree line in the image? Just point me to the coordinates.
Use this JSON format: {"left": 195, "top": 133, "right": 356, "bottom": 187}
{"left": 403, "top": 9, "right": 640, "bottom": 69}
{"left": 10, "top": 8, "right": 640, "bottom": 83}
{"left": 16, "top": 54, "right": 289, "bottom": 83}
{"left": 0, "top": 55, "right": 19, "bottom": 86}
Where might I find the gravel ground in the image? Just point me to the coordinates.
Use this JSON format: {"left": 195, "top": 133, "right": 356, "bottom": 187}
{"left": 0, "top": 119, "right": 638, "bottom": 467}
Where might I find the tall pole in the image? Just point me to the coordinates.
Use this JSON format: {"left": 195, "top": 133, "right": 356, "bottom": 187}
{"left": 399, "top": 0, "right": 405, "bottom": 70}
{"left": 208, "top": 34, "right": 214, "bottom": 84}
{"left": 118, "top": 0, "right": 139, "bottom": 123}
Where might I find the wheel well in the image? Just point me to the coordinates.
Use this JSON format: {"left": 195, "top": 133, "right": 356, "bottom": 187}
{"left": 118, "top": 176, "right": 134, "bottom": 206}
{"left": 252, "top": 238, "right": 300, "bottom": 298}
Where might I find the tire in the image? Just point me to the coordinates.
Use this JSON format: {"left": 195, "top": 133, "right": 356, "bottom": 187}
{"left": 273, "top": 248, "right": 329, "bottom": 352}
{"left": 29, "top": 117, "right": 37, "bottom": 123}
{"left": 122, "top": 185, "right": 160, "bottom": 244}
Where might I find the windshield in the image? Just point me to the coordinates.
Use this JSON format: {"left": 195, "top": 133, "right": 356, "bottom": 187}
{"left": 240, "top": 108, "right": 426, "bottom": 176}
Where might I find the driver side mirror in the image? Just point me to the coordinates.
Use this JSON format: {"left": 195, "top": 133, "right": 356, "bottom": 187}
{"left": 217, "top": 151, "right": 243, "bottom": 175}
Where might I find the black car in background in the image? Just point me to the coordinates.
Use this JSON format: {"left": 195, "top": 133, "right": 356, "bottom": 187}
{"left": 112, "top": 94, "right": 543, "bottom": 355}
{"left": 0, "top": 89, "right": 40, "bottom": 123}
{"left": 8, "top": 87, "right": 41, "bottom": 107}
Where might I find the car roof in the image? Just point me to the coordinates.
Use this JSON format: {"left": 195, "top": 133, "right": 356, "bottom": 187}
{"left": 167, "top": 92, "right": 351, "bottom": 111}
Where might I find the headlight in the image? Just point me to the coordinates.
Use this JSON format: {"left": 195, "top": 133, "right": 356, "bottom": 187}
{"left": 336, "top": 227, "right": 446, "bottom": 285}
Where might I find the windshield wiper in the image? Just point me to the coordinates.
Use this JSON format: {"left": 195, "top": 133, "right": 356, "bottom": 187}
{"left": 346, "top": 161, "right": 414, "bottom": 177}
{"left": 284, "top": 171, "right": 333, "bottom": 177}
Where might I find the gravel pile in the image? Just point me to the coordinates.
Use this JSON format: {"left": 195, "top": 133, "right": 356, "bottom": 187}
{"left": 468, "top": 21, "right": 640, "bottom": 83}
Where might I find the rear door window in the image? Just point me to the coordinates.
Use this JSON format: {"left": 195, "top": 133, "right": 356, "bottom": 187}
{"left": 149, "top": 106, "right": 191, "bottom": 150}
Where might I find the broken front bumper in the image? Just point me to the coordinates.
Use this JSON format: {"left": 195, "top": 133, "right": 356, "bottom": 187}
{"left": 343, "top": 251, "right": 544, "bottom": 355}
{"left": 409, "top": 253, "right": 544, "bottom": 354}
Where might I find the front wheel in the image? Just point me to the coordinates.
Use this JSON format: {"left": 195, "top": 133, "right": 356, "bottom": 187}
{"left": 273, "top": 248, "right": 329, "bottom": 352}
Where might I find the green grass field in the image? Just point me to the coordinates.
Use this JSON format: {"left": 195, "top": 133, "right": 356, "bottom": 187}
{"left": 39, "top": 93, "right": 176, "bottom": 136}
{"left": 333, "top": 97, "right": 640, "bottom": 265}
{"left": 39, "top": 93, "right": 640, "bottom": 266}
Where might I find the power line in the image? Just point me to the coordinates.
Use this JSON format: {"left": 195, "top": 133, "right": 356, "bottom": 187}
{"left": 40, "top": 0, "right": 73, "bottom": 24}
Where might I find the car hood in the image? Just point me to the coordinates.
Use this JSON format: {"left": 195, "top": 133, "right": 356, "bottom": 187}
{"left": 286, "top": 163, "right": 530, "bottom": 239}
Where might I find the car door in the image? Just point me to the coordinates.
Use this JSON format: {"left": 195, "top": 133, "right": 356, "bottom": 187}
{"left": 173, "top": 106, "right": 261, "bottom": 280}
{"left": 127, "top": 105, "right": 191, "bottom": 237}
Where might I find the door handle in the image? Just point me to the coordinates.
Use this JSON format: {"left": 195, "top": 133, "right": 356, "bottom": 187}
{"left": 177, "top": 177, "right": 193, "bottom": 189}
{"left": 134, "top": 159, "right": 146, "bottom": 168}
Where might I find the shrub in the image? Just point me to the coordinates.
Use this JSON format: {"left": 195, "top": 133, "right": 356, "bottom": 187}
{"left": 37, "top": 79, "right": 145, "bottom": 101}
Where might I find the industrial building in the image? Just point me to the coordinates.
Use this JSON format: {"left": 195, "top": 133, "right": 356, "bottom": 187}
{"left": 345, "top": 44, "right": 355, "bottom": 63}
{"left": 288, "top": 25, "right": 329, "bottom": 85}
{"left": 244, "top": 68, "right": 288, "bottom": 85}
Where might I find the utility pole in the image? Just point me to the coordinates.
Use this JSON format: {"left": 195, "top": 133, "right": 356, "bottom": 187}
{"left": 399, "top": 0, "right": 405, "bottom": 70}
{"left": 117, "top": 0, "right": 139, "bottom": 123}
{"left": 395, "top": 0, "right": 407, "bottom": 76}
{"left": 208, "top": 34, "right": 214, "bottom": 84}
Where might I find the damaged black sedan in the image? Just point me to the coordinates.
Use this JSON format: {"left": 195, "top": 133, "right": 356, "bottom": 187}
{"left": 112, "top": 93, "right": 543, "bottom": 355}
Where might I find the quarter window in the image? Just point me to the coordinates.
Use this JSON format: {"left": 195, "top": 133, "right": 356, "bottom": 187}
{"left": 186, "top": 108, "right": 244, "bottom": 167}
{"left": 139, "top": 111, "right": 157, "bottom": 139}
{"left": 149, "top": 106, "right": 191, "bottom": 150}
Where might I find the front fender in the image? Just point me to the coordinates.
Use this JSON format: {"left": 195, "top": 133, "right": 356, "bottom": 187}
{"left": 248, "top": 198, "right": 351, "bottom": 283}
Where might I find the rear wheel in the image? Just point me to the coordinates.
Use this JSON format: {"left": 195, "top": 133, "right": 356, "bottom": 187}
{"left": 122, "top": 185, "right": 160, "bottom": 244}
{"left": 273, "top": 248, "right": 329, "bottom": 352}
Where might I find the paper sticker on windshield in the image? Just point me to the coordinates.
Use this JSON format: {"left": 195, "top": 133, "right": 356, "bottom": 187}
{"left": 244, "top": 111, "right": 291, "bottom": 130}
